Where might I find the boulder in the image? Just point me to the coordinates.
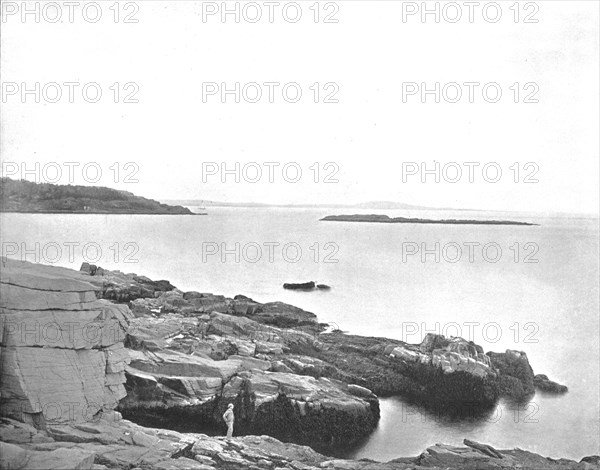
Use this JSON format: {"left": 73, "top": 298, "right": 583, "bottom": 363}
{"left": 420, "top": 333, "right": 450, "bottom": 353}
{"left": 252, "top": 302, "right": 318, "bottom": 328}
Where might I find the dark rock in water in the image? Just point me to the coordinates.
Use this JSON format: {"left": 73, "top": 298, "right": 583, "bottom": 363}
{"left": 487, "top": 350, "right": 535, "bottom": 398}
{"left": 283, "top": 282, "right": 331, "bottom": 291}
{"left": 534, "top": 374, "right": 568, "bottom": 394}
{"left": 284, "top": 281, "right": 316, "bottom": 290}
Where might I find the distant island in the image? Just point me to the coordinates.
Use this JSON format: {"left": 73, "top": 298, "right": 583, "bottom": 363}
{"left": 320, "top": 214, "right": 537, "bottom": 226}
{"left": 0, "top": 178, "right": 194, "bottom": 214}
{"left": 162, "top": 199, "right": 436, "bottom": 210}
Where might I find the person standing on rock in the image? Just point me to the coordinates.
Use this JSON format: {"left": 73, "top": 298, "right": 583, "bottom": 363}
{"left": 223, "top": 403, "right": 235, "bottom": 438}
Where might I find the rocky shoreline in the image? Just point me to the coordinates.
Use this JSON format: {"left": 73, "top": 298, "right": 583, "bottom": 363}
{"left": 1, "top": 258, "right": 596, "bottom": 469}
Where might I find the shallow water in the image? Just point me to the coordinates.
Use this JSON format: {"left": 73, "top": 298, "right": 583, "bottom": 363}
{"left": 2, "top": 208, "right": 598, "bottom": 461}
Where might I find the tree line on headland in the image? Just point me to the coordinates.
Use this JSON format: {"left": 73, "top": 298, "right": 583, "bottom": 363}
{"left": 0, "top": 178, "right": 192, "bottom": 214}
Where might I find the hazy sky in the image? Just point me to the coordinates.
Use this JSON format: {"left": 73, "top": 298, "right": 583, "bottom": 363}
{"left": 1, "top": 1, "right": 598, "bottom": 214}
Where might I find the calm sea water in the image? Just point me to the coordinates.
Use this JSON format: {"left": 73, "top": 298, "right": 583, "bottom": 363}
{"left": 1, "top": 208, "right": 598, "bottom": 460}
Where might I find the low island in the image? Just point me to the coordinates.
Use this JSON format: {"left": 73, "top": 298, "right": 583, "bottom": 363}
{"left": 321, "top": 214, "right": 537, "bottom": 226}
{"left": 0, "top": 178, "right": 195, "bottom": 215}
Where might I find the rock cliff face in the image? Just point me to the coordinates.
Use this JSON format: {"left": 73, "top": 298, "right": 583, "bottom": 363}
{"left": 0, "top": 259, "right": 132, "bottom": 425}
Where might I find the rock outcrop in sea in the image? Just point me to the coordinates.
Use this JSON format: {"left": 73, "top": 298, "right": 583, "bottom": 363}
{"left": 283, "top": 282, "right": 331, "bottom": 291}
{"left": 1, "top": 258, "right": 591, "bottom": 470}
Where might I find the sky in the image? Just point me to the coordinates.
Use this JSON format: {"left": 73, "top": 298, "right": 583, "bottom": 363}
{"left": 1, "top": 1, "right": 598, "bottom": 214}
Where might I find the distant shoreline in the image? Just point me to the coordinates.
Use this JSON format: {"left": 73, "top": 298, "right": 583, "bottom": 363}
{"left": 320, "top": 214, "right": 538, "bottom": 226}
{"left": 0, "top": 178, "right": 196, "bottom": 215}
{"left": 0, "top": 210, "right": 205, "bottom": 215}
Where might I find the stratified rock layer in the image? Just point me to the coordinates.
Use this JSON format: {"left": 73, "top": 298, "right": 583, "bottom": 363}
{"left": 119, "top": 309, "right": 378, "bottom": 449}
{"left": 0, "top": 259, "right": 132, "bottom": 425}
